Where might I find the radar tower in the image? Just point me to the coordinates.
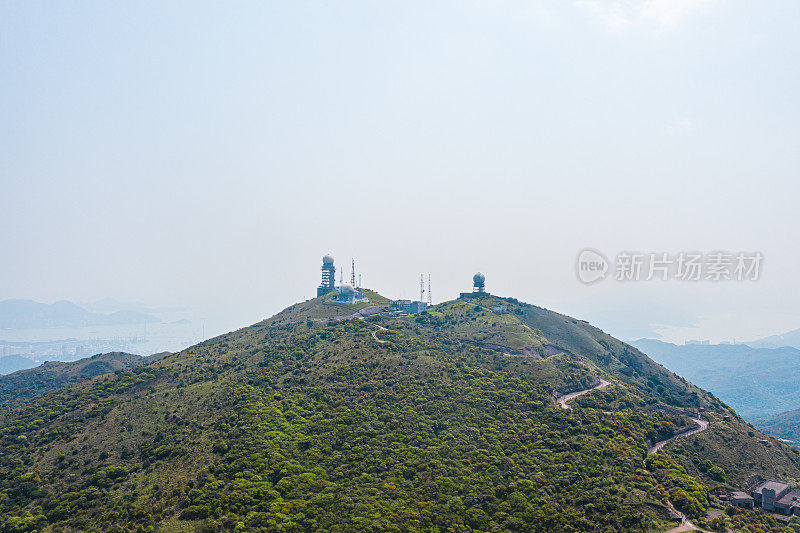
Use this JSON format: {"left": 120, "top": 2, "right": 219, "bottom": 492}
{"left": 317, "top": 254, "right": 336, "bottom": 297}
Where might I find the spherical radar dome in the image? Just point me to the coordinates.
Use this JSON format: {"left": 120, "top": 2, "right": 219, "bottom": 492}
{"left": 323, "top": 254, "right": 335, "bottom": 265}
{"left": 339, "top": 282, "right": 355, "bottom": 295}
{"left": 473, "top": 272, "right": 486, "bottom": 284}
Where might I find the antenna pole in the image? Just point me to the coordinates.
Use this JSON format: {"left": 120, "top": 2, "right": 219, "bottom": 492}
{"left": 427, "top": 274, "right": 432, "bottom": 305}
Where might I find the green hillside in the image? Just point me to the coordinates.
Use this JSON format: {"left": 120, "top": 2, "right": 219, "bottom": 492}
{"left": 0, "top": 351, "right": 167, "bottom": 412}
{"left": 0, "top": 292, "right": 797, "bottom": 532}
{"left": 753, "top": 408, "right": 800, "bottom": 448}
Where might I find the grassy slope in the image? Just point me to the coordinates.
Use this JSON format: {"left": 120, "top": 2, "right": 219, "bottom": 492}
{"left": 517, "top": 303, "right": 706, "bottom": 408}
{"left": 424, "top": 297, "right": 545, "bottom": 351}
{"left": 0, "top": 292, "right": 797, "bottom": 532}
{"left": 665, "top": 413, "right": 800, "bottom": 487}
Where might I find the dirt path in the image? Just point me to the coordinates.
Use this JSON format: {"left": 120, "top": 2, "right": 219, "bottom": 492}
{"left": 662, "top": 500, "right": 711, "bottom": 533}
{"left": 372, "top": 325, "right": 388, "bottom": 344}
{"left": 651, "top": 423, "right": 711, "bottom": 532}
{"left": 556, "top": 379, "right": 610, "bottom": 409}
{"left": 663, "top": 502, "right": 702, "bottom": 533}
{"left": 648, "top": 416, "right": 709, "bottom": 454}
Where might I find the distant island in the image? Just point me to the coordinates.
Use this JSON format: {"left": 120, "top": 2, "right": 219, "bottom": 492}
{"left": 0, "top": 299, "right": 160, "bottom": 329}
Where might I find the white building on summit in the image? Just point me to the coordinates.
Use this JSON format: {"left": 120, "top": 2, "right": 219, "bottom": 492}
{"left": 330, "top": 282, "right": 369, "bottom": 304}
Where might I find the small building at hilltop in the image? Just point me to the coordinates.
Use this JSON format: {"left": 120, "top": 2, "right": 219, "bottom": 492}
{"left": 460, "top": 272, "right": 490, "bottom": 299}
{"left": 380, "top": 299, "right": 427, "bottom": 317}
{"left": 729, "top": 492, "right": 755, "bottom": 509}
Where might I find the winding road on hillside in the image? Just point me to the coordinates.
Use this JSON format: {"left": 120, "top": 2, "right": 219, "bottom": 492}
{"left": 555, "top": 379, "right": 610, "bottom": 409}
{"left": 553, "top": 379, "right": 710, "bottom": 451}
{"left": 555, "top": 379, "right": 712, "bottom": 532}
{"left": 648, "top": 416, "right": 709, "bottom": 454}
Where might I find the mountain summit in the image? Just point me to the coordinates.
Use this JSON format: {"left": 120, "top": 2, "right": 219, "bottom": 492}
{"left": 0, "top": 290, "right": 796, "bottom": 532}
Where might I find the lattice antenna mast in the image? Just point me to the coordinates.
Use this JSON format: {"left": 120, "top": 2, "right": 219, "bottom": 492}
{"left": 358, "top": 274, "right": 362, "bottom": 288}
{"left": 420, "top": 274, "right": 425, "bottom": 303}
{"left": 351, "top": 258, "right": 356, "bottom": 287}
{"left": 427, "top": 274, "right": 432, "bottom": 305}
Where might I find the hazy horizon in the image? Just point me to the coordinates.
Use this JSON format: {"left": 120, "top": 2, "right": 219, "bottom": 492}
{"left": 3, "top": 1, "right": 798, "bottom": 345}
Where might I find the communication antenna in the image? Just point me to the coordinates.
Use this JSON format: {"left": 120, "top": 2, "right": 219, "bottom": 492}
{"left": 351, "top": 258, "right": 356, "bottom": 287}
{"left": 339, "top": 266, "right": 343, "bottom": 284}
{"left": 358, "top": 274, "right": 362, "bottom": 288}
{"left": 427, "top": 274, "right": 432, "bottom": 305}
{"left": 420, "top": 274, "right": 425, "bottom": 303}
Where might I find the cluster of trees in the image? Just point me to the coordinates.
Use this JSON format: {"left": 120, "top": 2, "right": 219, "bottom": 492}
{"left": 706, "top": 505, "right": 800, "bottom": 533}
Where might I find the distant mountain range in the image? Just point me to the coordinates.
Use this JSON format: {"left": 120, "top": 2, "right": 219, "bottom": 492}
{"left": 747, "top": 327, "right": 800, "bottom": 350}
{"left": 631, "top": 338, "right": 800, "bottom": 420}
{"left": 0, "top": 299, "right": 160, "bottom": 329}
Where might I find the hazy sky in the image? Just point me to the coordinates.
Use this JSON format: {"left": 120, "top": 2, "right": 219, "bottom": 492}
{"left": 2, "top": 1, "right": 798, "bottom": 342}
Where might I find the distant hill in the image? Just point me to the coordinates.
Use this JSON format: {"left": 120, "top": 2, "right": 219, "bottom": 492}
{"left": 0, "top": 290, "right": 795, "bottom": 531}
{"left": 632, "top": 338, "right": 800, "bottom": 419}
{"left": 0, "top": 299, "right": 160, "bottom": 329}
{"left": 752, "top": 408, "right": 800, "bottom": 447}
{"left": 0, "top": 354, "right": 37, "bottom": 375}
{"left": 0, "top": 351, "right": 168, "bottom": 411}
{"left": 748, "top": 327, "right": 800, "bottom": 350}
